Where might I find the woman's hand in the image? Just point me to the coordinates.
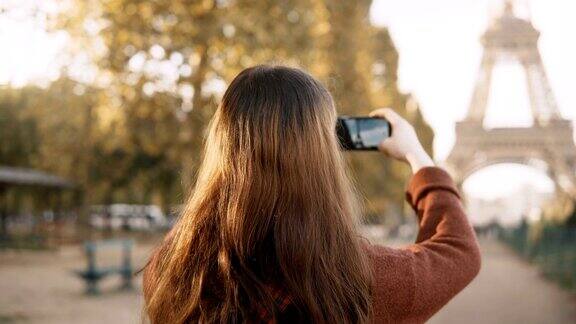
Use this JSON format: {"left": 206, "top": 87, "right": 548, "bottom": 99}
{"left": 369, "top": 108, "right": 435, "bottom": 174}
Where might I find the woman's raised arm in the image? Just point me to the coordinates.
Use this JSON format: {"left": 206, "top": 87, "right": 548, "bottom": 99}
{"left": 402, "top": 166, "right": 481, "bottom": 322}
{"left": 368, "top": 108, "right": 481, "bottom": 322}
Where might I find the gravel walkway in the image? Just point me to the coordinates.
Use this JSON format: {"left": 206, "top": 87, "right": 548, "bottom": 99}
{"left": 429, "top": 239, "right": 576, "bottom": 324}
{"left": 1, "top": 238, "right": 575, "bottom": 323}
{"left": 0, "top": 239, "right": 158, "bottom": 324}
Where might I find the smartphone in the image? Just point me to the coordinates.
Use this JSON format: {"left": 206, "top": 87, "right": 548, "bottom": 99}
{"left": 336, "top": 116, "right": 392, "bottom": 151}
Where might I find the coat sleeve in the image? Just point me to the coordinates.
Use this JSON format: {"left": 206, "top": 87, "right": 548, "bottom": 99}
{"left": 401, "top": 166, "right": 481, "bottom": 322}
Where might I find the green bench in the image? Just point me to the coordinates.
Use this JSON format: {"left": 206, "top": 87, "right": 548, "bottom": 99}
{"left": 75, "top": 239, "right": 134, "bottom": 294}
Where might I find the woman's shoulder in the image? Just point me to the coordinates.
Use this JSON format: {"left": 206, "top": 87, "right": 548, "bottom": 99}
{"left": 361, "top": 241, "right": 414, "bottom": 282}
{"left": 362, "top": 240, "right": 410, "bottom": 259}
{"left": 361, "top": 241, "right": 416, "bottom": 321}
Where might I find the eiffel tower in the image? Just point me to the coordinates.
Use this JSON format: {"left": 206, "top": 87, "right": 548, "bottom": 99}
{"left": 445, "top": 0, "right": 576, "bottom": 197}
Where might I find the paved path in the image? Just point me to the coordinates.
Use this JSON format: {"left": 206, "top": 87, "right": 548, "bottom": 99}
{"left": 0, "top": 240, "right": 158, "bottom": 324}
{"left": 1, "top": 238, "right": 575, "bottom": 323}
{"left": 429, "top": 239, "right": 576, "bottom": 324}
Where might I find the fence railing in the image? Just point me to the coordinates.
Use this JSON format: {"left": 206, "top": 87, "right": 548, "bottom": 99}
{"left": 498, "top": 224, "right": 576, "bottom": 290}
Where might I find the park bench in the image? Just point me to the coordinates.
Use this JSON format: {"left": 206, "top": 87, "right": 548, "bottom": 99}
{"left": 74, "top": 239, "right": 134, "bottom": 294}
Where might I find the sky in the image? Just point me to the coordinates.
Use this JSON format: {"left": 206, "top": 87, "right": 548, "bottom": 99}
{"left": 0, "top": 0, "right": 574, "bottom": 207}
{"left": 370, "top": 0, "right": 576, "bottom": 200}
{"left": 0, "top": 0, "right": 64, "bottom": 87}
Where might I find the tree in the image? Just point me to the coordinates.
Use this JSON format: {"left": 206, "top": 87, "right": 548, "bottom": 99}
{"left": 2, "top": 0, "right": 435, "bottom": 223}
{"left": 318, "top": 1, "right": 434, "bottom": 220}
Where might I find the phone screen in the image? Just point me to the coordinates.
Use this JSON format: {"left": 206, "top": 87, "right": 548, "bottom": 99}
{"left": 358, "top": 118, "right": 390, "bottom": 148}
{"left": 337, "top": 117, "right": 391, "bottom": 150}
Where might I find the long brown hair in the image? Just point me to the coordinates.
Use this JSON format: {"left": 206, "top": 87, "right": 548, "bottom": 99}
{"left": 144, "top": 65, "right": 373, "bottom": 323}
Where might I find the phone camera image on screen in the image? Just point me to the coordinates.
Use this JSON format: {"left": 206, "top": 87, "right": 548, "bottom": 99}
{"left": 359, "top": 118, "right": 389, "bottom": 148}
{"left": 336, "top": 117, "right": 391, "bottom": 151}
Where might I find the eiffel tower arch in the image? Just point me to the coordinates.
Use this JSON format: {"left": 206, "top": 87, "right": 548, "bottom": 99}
{"left": 445, "top": 1, "right": 576, "bottom": 197}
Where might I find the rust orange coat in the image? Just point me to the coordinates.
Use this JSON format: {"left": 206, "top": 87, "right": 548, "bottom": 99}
{"left": 364, "top": 167, "right": 481, "bottom": 323}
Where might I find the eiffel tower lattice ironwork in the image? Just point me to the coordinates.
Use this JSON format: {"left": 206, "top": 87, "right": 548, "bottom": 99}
{"left": 445, "top": 1, "right": 576, "bottom": 196}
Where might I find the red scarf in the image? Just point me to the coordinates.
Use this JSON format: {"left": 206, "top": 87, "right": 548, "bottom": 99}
{"left": 255, "top": 286, "right": 293, "bottom": 324}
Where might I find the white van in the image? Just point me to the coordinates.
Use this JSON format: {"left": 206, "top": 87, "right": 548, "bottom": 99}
{"left": 89, "top": 204, "right": 167, "bottom": 230}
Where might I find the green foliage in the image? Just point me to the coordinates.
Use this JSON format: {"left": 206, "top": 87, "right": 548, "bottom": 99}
{"left": 0, "top": 86, "right": 40, "bottom": 167}
{"left": 1, "top": 0, "right": 434, "bottom": 222}
{"left": 500, "top": 223, "right": 576, "bottom": 291}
